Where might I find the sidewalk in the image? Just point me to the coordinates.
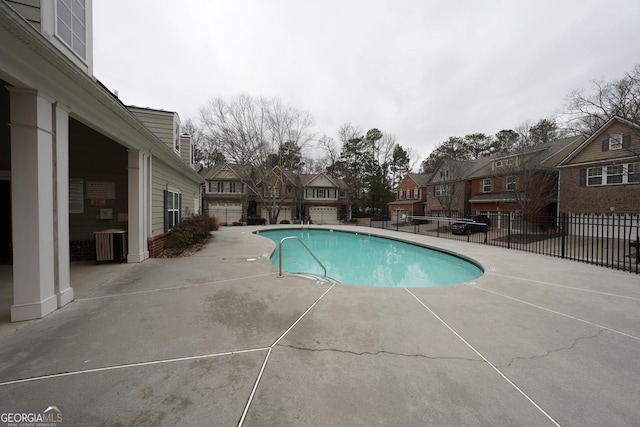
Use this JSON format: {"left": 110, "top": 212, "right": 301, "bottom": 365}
{"left": 0, "top": 225, "right": 639, "bottom": 426}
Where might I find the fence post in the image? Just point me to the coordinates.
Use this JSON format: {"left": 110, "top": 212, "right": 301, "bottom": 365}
{"left": 561, "top": 213, "right": 566, "bottom": 259}
{"left": 507, "top": 212, "right": 511, "bottom": 249}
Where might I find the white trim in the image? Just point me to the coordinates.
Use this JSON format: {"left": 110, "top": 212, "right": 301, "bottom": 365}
{"left": 586, "top": 162, "right": 640, "bottom": 186}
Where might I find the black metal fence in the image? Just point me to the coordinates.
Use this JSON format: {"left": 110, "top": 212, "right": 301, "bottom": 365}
{"left": 356, "top": 212, "right": 640, "bottom": 274}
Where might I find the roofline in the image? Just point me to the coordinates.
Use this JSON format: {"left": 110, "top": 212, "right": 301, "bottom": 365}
{"left": 557, "top": 155, "right": 640, "bottom": 168}
{"left": 558, "top": 116, "right": 640, "bottom": 167}
{"left": 0, "top": 2, "right": 202, "bottom": 185}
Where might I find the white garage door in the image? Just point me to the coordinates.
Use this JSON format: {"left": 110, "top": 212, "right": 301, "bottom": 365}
{"left": 261, "top": 207, "right": 292, "bottom": 224}
{"left": 208, "top": 204, "right": 242, "bottom": 224}
{"left": 309, "top": 207, "right": 337, "bottom": 224}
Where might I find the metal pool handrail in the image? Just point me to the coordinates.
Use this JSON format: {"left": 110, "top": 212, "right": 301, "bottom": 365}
{"left": 278, "top": 236, "right": 327, "bottom": 278}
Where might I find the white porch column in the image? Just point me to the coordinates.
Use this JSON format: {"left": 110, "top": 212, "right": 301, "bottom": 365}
{"left": 53, "top": 103, "right": 74, "bottom": 307}
{"left": 127, "top": 149, "right": 148, "bottom": 262}
{"left": 9, "top": 88, "right": 57, "bottom": 321}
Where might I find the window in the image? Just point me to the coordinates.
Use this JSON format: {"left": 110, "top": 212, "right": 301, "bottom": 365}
{"left": 398, "top": 190, "right": 403, "bottom": 200}
{"left": 602, "top": 134, "right": 632, "bottom": 151}
{"left": 405, "top": 190, "right": 410, "bottom": 199}
{"left": 609, "top": 135, "right": 623, "bottom": 150}
{"left": 434, "top": 184, "right": 450, "bottom": 196}
{"left": 629, "top": 163, "right": 640, "bottom": 183}
{"left": 483, "top": 178, "right": 492, "bottom": 192}
{"left": 586, "top": 163, "right": 640, "bottom": 186}
{"left": 211, "top": 181, "right": 243, "bottom": 193}
{"left": 317, "top": 189, "right": 326, "bottom": 198}
{"left": 264, "top": 187, "right": 280, "bottom": 197}
{"left": 413, "top": 188, "right": 419, "bottom": 199}
{"left": 495, "top": 158, "right": 514, "bottom": 168}
{"left": 440, "top": 169, "right": 449, "bottom": 179}
{"left": 56, "top": 0, "right": 86, "bottom": 59}
{"left": 505, "top": 175, "right": 517, "bottom": 191}
{"left": 164, "top": 189, "right": 181, "bottom": 231}
{"left": 606, "top": 165, "right": 624, "bottom": 184}
{"left": 587, "top": 167, "right": 602, "bottom": 186}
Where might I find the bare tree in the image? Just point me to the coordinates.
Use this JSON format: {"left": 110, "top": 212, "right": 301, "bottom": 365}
{"left": 431, "top": 159, "right": 468, "bottom": 216}
{"left": 499, "top": 148, "right": 558, "bottom": 216}
{"left": 199, "top": 94, "right": 315, "bottom": 224}
{"left": 316, "top": 133, "right": 340, "bottom": 176}
{"left": 562, "top": 64, "right": 640, "bottom": 136}
{"left": 183, "top": 118, "right": 224, "bottom": 167}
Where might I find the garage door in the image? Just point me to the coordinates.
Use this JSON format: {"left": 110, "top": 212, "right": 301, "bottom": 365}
{"left": 261, "top": 207, "right": 292, "bottom": 224}
{"left": 309, "top": 207, "right": 337, "bottom": 224}
{"left": 208, "top": 204, "right": 242, "bottom": 224}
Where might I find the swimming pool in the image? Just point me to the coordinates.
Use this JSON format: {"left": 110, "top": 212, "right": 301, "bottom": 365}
{"left": 255, "top": 228, "right": 483, "bottom": 287}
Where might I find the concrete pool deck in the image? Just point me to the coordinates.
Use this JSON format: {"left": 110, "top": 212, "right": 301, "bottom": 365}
{"left": 0, "top": 225, "right": 638, "bottom": 426}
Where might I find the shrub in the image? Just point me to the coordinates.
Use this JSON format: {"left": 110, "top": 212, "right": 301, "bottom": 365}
{"left": 247, "top": 217, "right": 266, "bottom": 225}
{"left": 280, "top": 219, "right": 290, "bottom": 224}
{"left": 164, "top": 215, "right": 218, "bottom": 253}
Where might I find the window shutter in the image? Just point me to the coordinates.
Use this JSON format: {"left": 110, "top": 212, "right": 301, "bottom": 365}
{"left": 622, "top": 134, "right": 631, "bottom": 148}
{"left": 579, "top": 169, "right": 587, "bottom": 186}
{"left": 601, "top": 139, "right": 609, "bottom": 151}
{"left": 163, "top": 190, "right": 169, "bottom": 232}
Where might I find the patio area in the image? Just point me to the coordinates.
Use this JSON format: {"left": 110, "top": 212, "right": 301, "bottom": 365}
{"left": 0, "top": 225, "right": 638, "bottom": 426}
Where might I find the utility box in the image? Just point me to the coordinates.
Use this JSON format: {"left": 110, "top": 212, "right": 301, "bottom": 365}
{"left": 94, "top": 229, "right": 127, "bottom": 263}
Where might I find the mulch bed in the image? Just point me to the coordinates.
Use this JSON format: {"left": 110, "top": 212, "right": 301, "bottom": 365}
{"left": 156, "top": 237, "right": 210, "bottom": 258}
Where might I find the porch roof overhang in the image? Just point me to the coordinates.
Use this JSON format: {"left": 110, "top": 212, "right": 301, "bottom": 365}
{"left": 0, "top": 3, "right": 203, "bottom": 185}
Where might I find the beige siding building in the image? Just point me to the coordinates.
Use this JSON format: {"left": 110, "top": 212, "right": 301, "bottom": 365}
{"left": 0, "top": 0, "right": 203, "bottom": 322}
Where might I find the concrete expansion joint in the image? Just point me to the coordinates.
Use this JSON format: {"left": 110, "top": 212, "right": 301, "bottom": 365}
{"left": 275, "top": 343, "right": 483, "bottom": 363}
{"left": 499, "top": 329, "right": 606, "bottom": 369}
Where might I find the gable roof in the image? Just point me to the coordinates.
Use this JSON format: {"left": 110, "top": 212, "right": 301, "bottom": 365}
{"left": 199, "top": 163, "right": 252, "bottom": 181}
{"left": 255, "top": 166, "right": 298, "bottom": 187}
{"left": 558, "top": 116, "right": 640, "bottom": 167}
{"left": 402, "top": 173, "right": 432, "bottom": 187}
{"left": 431, "top": 157, "right": 493, "bottom": 182}
{"left": 467, "top": 136, "right": 584, "bottom": 178}
{"left": 300, "top": 172, "right": 347, "bottom": 189}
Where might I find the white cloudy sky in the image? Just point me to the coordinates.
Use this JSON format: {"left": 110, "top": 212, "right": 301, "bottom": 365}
{"left": 93, "top": 0, "right": 640, "bottom": 163}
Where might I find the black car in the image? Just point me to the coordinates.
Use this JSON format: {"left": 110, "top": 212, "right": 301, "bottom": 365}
{"left": 450, "top": 215, "right": 491, "bottom": 235}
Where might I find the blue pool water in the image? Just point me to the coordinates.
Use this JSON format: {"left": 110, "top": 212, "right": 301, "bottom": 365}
{"left": 255, "top": 228, "right": 483, "bottom": 287}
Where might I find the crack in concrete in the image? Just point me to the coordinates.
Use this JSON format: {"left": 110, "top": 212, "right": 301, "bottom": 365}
{"left": 276, "top": 344, "right": 483, "bottom": 363}
{"left": 500, "top": 329, "right": 606, "bottom": 369}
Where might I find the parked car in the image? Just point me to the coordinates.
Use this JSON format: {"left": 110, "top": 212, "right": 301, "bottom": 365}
{"left": 450, "top": 215, "right": 491, "bottom": 235}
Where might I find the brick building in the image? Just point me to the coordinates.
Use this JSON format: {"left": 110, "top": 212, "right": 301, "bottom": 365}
{"left": 558, "top": 116, "right": 640, "bottom": 213}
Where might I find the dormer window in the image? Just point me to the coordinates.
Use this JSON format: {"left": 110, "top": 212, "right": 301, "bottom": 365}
{"left": 56, "top": 0, "right": 86, "bottom": 59}
{"left": 440, "top": 169, "right": 449, "bottom": 179}
{"left": 495, "top": 158, "right": 514, "bottom": 168}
